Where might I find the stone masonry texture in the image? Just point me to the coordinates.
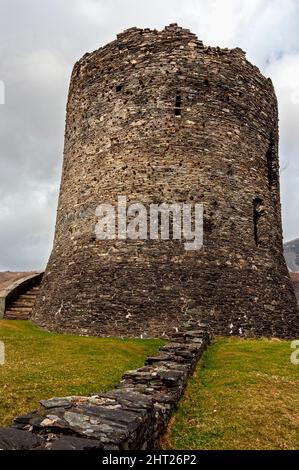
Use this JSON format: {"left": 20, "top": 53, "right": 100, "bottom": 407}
{"left": 32, "top": 24, "right": 299, "bottom": 339}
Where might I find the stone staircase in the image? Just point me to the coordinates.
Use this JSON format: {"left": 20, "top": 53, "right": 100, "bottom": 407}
{"left": 4, "top": 285, "right": 40, "bottom": 320}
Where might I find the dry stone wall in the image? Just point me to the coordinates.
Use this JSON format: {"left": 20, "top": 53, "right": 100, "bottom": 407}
{"left": 32, "top": 24, "right": 298, "bottom": 339}
{"left": 0, "top": 321, "right": 209, "bottom": 450}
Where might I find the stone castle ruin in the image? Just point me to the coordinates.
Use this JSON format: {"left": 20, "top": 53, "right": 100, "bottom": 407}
{"left": 32, "top": 24, "right": 298, "bottom": 338}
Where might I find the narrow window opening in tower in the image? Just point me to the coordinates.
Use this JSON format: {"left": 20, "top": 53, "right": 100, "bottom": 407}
{"left": 204, "top": 218, "right": 214, "bottom": 235}
{"left": 174, "top": 92, "right": 182, "bottom": 116}
{"left": 227, "top": 165, "right": 234, "bottom": 177}
{"left": 253, "top": 197, "right": 264, "bottom": 246}
{"left": 169, "top": 212, "right": 174, "bottom": 239}
{"left": 116, "top": 84, "right": 123, "bottom": 92}
{"left": 266, "top": 133, "right": 278, "bottom": 188}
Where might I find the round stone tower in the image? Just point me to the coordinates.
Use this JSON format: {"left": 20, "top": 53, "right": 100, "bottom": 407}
{"left": 33, "top": 24, "right": 299, "bottom": 338}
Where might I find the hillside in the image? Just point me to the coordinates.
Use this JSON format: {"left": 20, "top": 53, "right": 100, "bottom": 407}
{"left": 290, "top": 272, "right": 299, "bottom": 301}
{"left": 284, "top": 239, "right": 299, "bottom": 272}
{"left": 0, "top": 272, "right": 39, "bottom": 294}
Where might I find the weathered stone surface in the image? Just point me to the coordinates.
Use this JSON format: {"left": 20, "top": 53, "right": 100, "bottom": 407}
{"left": 0, "top": 429, "right": 44, "bottom": 450}
{"left": 40, "top": 398, "right": 73, "bottom": 409}
{"left": 48, "top": 435, "right": 103, "bottom": 450}
{"left": 14, "top": 411, "right": 44, "bottom": 429}
{"left": 97, "top": 390, "right": 154, "bottom": 411}
{"left": 31, "top": 24, "right": 298, "bottom": 339}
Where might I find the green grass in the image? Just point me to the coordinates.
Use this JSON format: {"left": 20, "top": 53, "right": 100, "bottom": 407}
{"left": 161, "top": 337, "right": 299, "bottom": 450}
{"left": 0, "top": 320, "right": 164, "bottom": 427}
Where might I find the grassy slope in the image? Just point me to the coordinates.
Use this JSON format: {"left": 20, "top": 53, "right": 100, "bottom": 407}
{"left": 0, "top": 320, "right": 163, "bottom": 427}
{"left": 162, "top": 337, "right": 299, "bottom": 450}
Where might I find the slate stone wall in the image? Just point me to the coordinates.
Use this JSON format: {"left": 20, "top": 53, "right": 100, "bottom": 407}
{"left": 32, "top": 24, "right": 298, "bottom": 338}
{"left": 0, "top": 322, "right": 209, "bottom": 450}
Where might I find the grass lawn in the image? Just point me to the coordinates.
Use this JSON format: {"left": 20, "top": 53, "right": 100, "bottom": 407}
{"left": 161, "top": 337, "right": 299, "bottom": 450}
{"left": 0, "top": 320, "right": 164, "bottom": 427}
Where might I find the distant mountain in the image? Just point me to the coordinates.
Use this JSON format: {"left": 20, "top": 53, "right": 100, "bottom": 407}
{"left": 284, "top": 238, "right": 299, "bottom": 272}
{"left": 290, "top": 272, "right": 299, "bottom": 300}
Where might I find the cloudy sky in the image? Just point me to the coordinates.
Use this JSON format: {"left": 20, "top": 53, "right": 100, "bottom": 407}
{"left": 0, "top": 0, "right": 298, "bottom": 270}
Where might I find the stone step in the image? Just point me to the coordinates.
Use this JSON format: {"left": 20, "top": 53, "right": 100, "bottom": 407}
{"left": 11, "top": 293, "right": 37, "bottom": 302}
{"left": 14, "top": 294, "right": 36, "bottom": 299}
{"left": 12, "top": 302, "right": 35, "bottom": 308}
{"left": 18, "top": 294, "right": 37, "bottom": 299}
{"left": 4, "top": 311, "right": 31, "bottom": 320}
{"left": 7, "top": 307, "right": 33, "bottom": 313}
{"left": 14, "top": 296, "right": 36, "bottom": 301}
{"left": 13, "top": 297, "right": 35, "bottom": 302}
{"left": 4, "top": 281, "right": 41, "bottom": 320}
